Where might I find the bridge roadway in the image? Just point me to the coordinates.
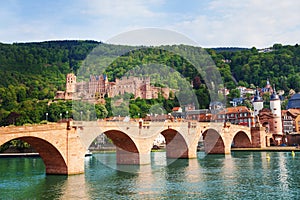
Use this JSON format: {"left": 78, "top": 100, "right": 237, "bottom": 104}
{"left": 0, "top": 121, "right": 266, "bottom": 175}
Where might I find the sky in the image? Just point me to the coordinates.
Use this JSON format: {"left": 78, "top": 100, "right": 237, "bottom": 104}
{"left": 1, "top": 0, "right": 300, "bottom": 48}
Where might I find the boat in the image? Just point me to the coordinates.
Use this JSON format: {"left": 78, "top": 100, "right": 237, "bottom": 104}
{"left": 85, "top": 150, "right": 93, "bottom": 157}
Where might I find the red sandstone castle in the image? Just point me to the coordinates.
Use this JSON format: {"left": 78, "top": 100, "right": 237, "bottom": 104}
{"left": 55, "top": 73, "right": 173, "bottom": 102}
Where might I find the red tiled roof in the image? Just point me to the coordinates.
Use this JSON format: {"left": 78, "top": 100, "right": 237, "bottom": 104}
{"left": 217, "top": 106, "right": 251, "bottom": 114}
{"left": 286, "top": 108, "right": 300, "bottom": 117}
{"left": 172, "top": 107, "right": 181, "bottom": 111}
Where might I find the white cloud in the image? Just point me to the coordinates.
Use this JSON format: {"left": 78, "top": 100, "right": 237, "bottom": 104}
{"left": 168, "top": 0, "right": 300, "bottom": 48}
{"left": 79, "top": 0, "right": 165, "bottom": 18}
{"left": 0, "top": 0, "right": 299, "bottom": 48}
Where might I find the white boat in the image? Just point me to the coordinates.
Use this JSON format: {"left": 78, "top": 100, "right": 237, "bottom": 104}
{"left": 85, "top": 150, "right": 92, "bottom": 157}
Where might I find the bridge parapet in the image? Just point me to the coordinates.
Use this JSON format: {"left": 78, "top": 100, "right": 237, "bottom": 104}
{"left": 0, "top": 123, "right": 67, "bottom": 134}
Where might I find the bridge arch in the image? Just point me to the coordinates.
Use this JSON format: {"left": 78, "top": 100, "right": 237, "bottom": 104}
{"left": 161, "top": 128, "right": 188, "bottom": 158}
{"left": 232, "top": 131, "right": 252, "bottom": 148}
{"left": 0, "top": 137, "right": 67, "bottom": 174}
{"left": 103, "top": 130, "right": 140, "bottom": 164}
{"left": 202, "top": 128, "right": 225, "bottom": 154}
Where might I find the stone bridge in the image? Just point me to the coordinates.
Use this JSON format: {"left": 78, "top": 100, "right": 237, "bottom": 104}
{"left": 0, "top": 121, "right": 266, "bottom": 175}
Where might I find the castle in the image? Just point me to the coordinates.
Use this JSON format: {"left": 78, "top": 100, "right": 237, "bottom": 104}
{"left": 55, "top": 73, "right": 173, "bottom": 102}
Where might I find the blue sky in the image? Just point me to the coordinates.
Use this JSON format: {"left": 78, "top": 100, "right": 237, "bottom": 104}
{"left": 1, "top": 0, "right": 300, "bottom": 48}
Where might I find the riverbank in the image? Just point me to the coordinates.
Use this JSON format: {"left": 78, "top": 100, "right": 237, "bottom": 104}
{"left": 0, "top": 153, "right": 39, "bottom": 158}
{"left": 232, "top": 146, "right": 300, "bottom": 152}
{"left": 1, "top": 146, "right": 299, "bottom": 157}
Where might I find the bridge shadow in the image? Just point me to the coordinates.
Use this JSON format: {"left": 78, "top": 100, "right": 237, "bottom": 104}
{"left": 0, "top": 137, "right": 67, "bottom": 175}
{"left": 202, "top": 129, "right": 225, "bottom": 154}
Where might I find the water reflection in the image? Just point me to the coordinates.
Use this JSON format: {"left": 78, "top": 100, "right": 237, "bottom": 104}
{"left": 2, "top": 151, "right": 300, "bottom": 199}
{"left": 60, "top": 174, "right": 90, "bottom": 200}
{"left": 133, "top": 164, "right": 157, "bottom": 196}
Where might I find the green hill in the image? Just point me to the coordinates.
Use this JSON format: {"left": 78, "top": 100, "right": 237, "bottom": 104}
{"left": 0, "top": 40, "right": 299, "bottom": 126}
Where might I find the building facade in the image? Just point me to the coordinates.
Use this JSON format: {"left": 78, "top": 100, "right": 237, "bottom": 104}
{"left": 55, "top": 73, "right": 173, "bottom": 102}
{"left": 253, "top": 85, "right": 284, "bottom": 145}
{"left": 214, "top": 106, "right": 254, "bottom": 127}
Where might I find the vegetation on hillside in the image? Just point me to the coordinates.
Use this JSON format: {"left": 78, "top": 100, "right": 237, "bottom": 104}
{"left": 0, "top": 40, "right": 299, "bottom": 126}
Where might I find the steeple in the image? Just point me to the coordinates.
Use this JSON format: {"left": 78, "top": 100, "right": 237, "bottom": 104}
{"left": 266, "top": 78, "right": 270, "bottom": 86}
{"left": 253, "top": 87, "right": 263, "bottom": 102}
{"left": 270, "top": 84, "right": 279, "bottom": 100}
{"left": 253, "top": 87, "right": 264, "bottom": 116}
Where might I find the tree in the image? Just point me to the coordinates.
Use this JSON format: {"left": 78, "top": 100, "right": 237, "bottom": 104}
{"left": 228, "top": 89, "right": 241, "bottom": 100}
{"left": 95, "top": 104, "right": 108, "bottom": 119}
{"left": 129, "top": 104, "right": 141, "bottom": 118}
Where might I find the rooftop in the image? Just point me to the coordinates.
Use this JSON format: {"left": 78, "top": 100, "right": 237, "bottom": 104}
{"left": 287, "top": 93, "right": 300, "bottom": 109}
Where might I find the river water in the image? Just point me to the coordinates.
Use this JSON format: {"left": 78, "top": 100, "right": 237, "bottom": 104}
{"left": 1, "top": 151, "right": 300, "bottom": 199}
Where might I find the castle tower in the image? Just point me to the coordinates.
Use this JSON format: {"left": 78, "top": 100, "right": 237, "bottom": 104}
{"left": 66, "top": 73, "right": 76, "bottom": 93}
{"left": 253, "top": 88, "right": 264, "bottom": 116}
{"left": 270, "top": 85, "right": 282, "bottom": 135}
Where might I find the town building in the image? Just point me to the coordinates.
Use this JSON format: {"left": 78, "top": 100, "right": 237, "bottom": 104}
{"left": 252, "top": 85, "right": 284, "bottom": 145}
{"left": 237, "top": 86, "right": 255, "bottom": 98}
{"left": 260, "top": 79, "right": 273, "bottom": 94}
{"left": 213, "top": 106, "right": 254, "bottom": 127}
{"left": 185, "top": 109, "right": 211, "bottom": 122}
{"left": 282, "top": 110, "right": 294, "bottom": 134}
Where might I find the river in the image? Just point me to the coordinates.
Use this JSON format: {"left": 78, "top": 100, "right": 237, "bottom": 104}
{"left": 1, "top": 151, "right": 300, "bottom": 199}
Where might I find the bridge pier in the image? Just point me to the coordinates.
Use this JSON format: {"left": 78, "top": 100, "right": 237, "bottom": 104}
{"left": 64, "top": 128, "right": 86, "bottom": 175}
{"left": 251, "top": 126, "right": 266, "bottom": 148}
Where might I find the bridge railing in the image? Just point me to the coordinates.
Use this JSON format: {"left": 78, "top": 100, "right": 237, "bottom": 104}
{"left": 0, "top": 123, "right": 67, "bottom": 134}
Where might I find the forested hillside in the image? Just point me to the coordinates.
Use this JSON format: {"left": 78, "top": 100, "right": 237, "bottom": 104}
{"left": 213, "top": 44, "right": 300, "bottom": 91}
{"left": 0, "top": 40, "right": 299, "bottom": 126}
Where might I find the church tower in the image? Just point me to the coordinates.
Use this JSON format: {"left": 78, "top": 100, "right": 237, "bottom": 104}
{"left": 253, "top": 88, "right": 264, "bottom": 116}
{"left": 270, "top": 85, "right": 282, "bottom": 135}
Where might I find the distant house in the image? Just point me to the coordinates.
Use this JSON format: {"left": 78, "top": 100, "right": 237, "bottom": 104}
{"left": 209, "top": 101, "right": 225, "bottom": 114}
{"left": 185, "top": 109, "right": 211, "bottom": 122}
{"left": 214, "top": 106, "right": 254, "bottom": 127}
{"left": 282, "top": 110, "right": 294, "bottom": 134}
{"left": 218, "top": 88, "right": 230, "bottom": 96}
{"left": 237, "top": 86, "right": 255, "bottom": 97}
{"left": 172, "top": 107, "right": 182, "bottom": 113}
{"left": 230, "top": 97, "right": 245, "bottom": 107}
